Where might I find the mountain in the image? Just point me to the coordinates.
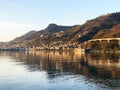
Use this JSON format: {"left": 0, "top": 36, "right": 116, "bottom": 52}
{"left": 11, "top": 30, "right": 37, "bottom": 43}
{"left": 4, "top": 12, "right": 120, "bottom": 50}
{"left": 32, "top": 25, "right": 80, "bottom": 47}
{"left": 8, "top": 23, "right": 73, "bottom": 46}
{"left": 44, "top": 23, "right": 73, "bottom": 33}
{"left": 93, "top": 24, "right": 120, "bottom": 38}
{"left": 70, "top": 12, "right": 120, "bottom": 43}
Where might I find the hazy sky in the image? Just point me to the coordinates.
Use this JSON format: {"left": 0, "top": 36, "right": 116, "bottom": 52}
{"left": 0, "top": 0, "right": 120, "bottom": 42}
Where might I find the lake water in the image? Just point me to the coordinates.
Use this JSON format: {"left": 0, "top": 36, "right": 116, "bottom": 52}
{"left": 0, "top": 51, "right": 120, "bottom": 90}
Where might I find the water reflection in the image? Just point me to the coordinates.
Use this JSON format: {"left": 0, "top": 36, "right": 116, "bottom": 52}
{"left": 0, "top": 51, "right": 120, "bottom": 89}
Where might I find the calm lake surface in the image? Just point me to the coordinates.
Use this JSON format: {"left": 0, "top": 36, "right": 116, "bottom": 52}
{"left": 0, "top": 51, "right": 120, "bottom": 90}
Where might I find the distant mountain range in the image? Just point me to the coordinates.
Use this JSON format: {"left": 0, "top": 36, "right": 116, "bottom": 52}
{"left": 1, "top": 12, "right": 120, "bottom": 50}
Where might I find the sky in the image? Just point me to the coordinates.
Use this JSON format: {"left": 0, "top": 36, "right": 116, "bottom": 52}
{"left": 0, "top": 0, "right": 120, "bottom": 42}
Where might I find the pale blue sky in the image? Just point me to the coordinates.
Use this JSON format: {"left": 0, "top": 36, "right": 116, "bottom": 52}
{"left": 0, "top": 0, "right": 120, "bottom": 41}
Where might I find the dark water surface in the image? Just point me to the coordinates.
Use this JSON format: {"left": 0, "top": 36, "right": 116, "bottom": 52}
{"left": 0, "top": 51, "right": 120, "bottom": 90}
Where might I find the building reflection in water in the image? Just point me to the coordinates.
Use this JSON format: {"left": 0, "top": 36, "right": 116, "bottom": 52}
{"left": 0, "top": 51, "right": 120, "bottom": 87}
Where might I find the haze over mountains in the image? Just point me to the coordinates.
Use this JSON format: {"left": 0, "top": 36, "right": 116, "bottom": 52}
{"left": 1, "top": 12, "right": 120, "bottom": 49}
